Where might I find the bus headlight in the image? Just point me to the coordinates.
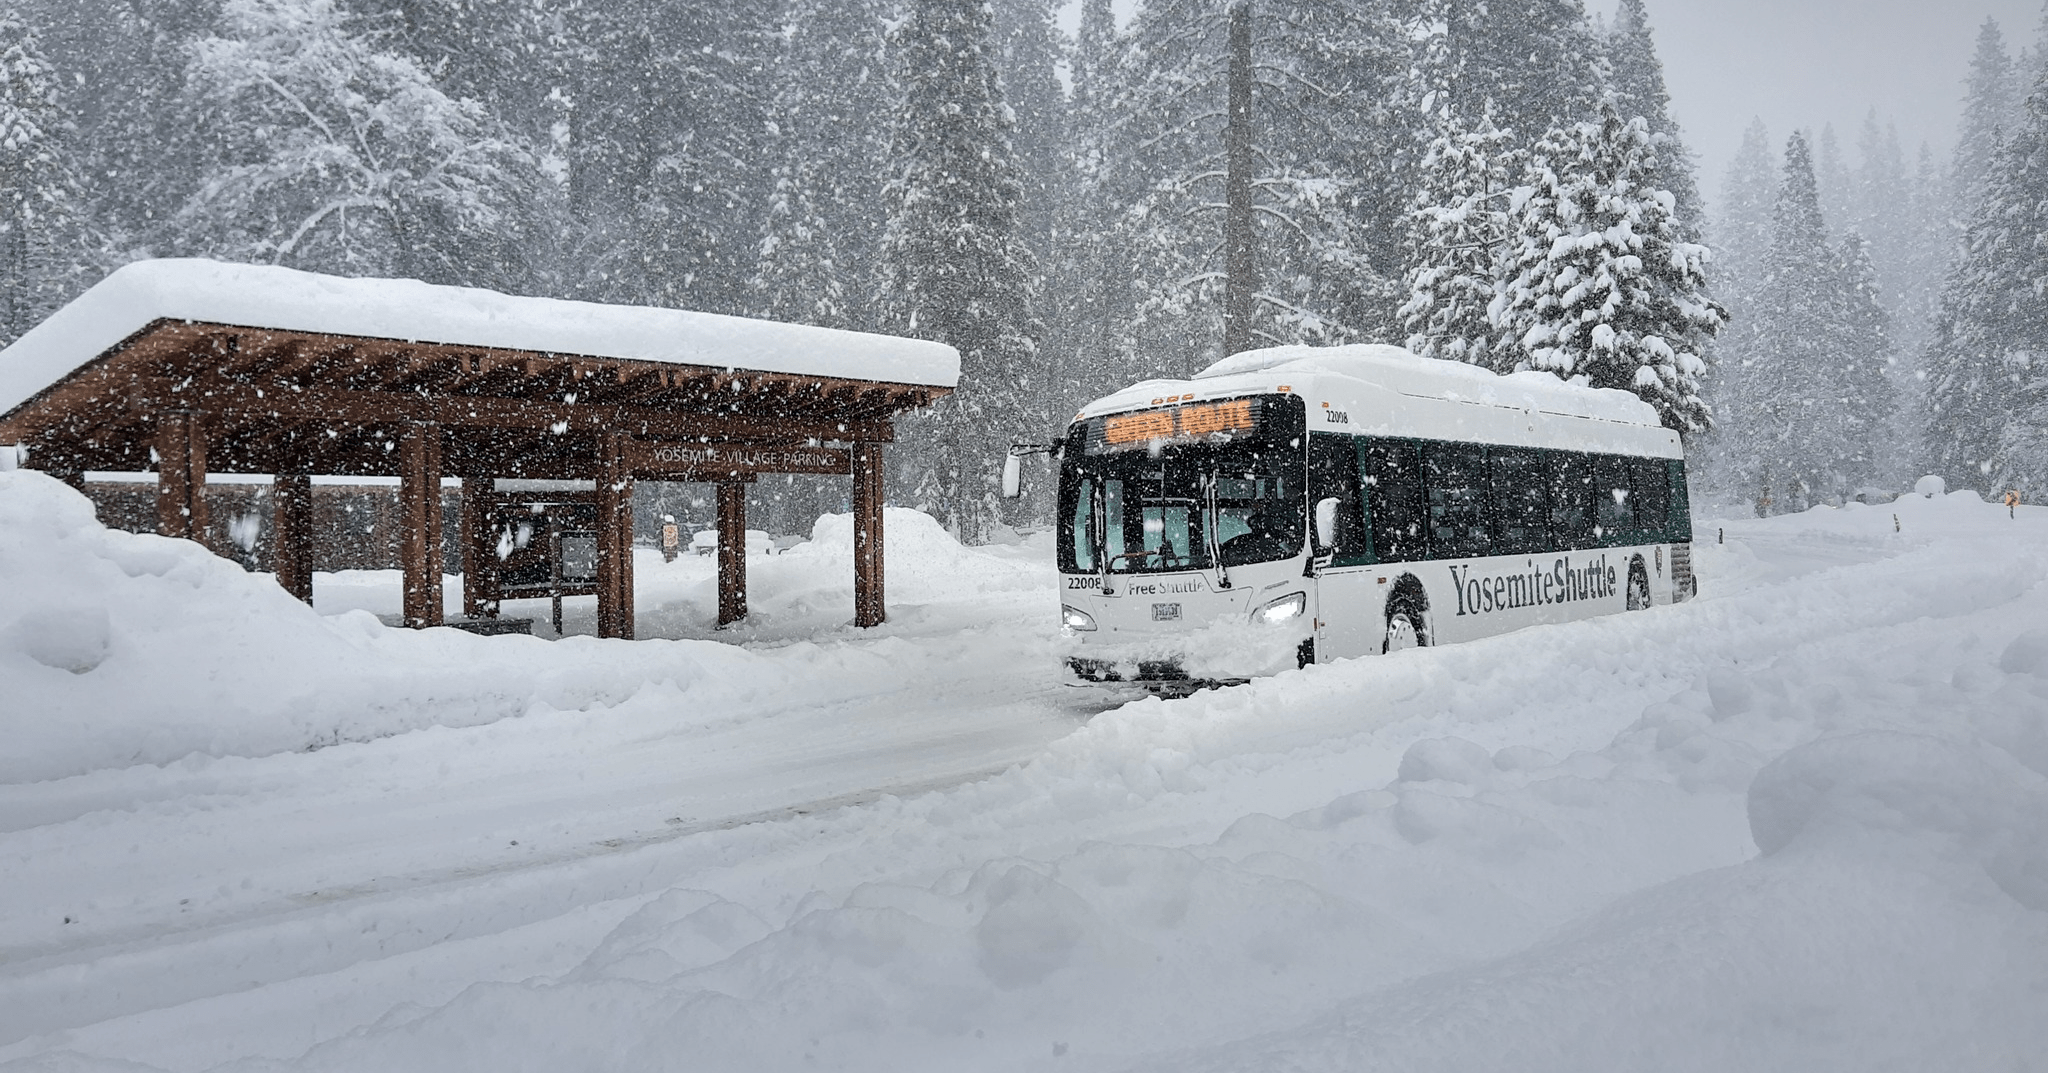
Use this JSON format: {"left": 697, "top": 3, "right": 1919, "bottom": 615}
{"left": 1062, "top": 605, "right": 1098, "bottom": 631}
{"left": 1253, "top": 592, "right": 1306, "bottom": 625}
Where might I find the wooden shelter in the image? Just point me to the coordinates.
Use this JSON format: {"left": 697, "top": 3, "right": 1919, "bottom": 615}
{"left": 0, "top": 260, "right": 957, "bottom": 637}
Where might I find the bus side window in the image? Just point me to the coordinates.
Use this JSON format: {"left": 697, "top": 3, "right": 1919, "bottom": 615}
{"left": 1668, "top": 460, "right": 1694, "bottom": 542}
{"left": 1104, "top": 479, "right": 1134, "bottom": 566}
{"left": 1632, "top": 457, "right": 1670, "bottom": 543}
{"left": 1424, "top": 442, "right": 1491, "bottom": 559}
{"left": 1360, "top": 439, "right": 1425, "bottom": 562}
{"left": 1489, "top": 448, "right": 1549, "bottom": 555}
{"left": 1593, "top": 455, "right": 1635, "bottom": 542}
{"left": 1067, "top": 476, "right": 1097, "bottom": 572}
{"left": 1548, "top": 452, "right": 1593, "bottom": 549}
{"left": 1307, "top": 434, "right": 1366, "bottom": 558}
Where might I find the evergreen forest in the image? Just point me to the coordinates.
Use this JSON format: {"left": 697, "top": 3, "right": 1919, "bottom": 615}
{"left": 0, "top": 0, "right": 2040, "bottom": 537}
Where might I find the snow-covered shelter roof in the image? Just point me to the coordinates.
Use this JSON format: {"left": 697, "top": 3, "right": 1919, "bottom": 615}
{"left": 0, "top": 259, "right": 958, "bottom": 420}
{"left": 0, "top": 260, "right": 949, "bottom": 640}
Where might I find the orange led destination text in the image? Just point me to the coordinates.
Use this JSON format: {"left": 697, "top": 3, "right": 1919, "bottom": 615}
{"left": 1103, "top": 398, "right": 1255, "bottom": 446}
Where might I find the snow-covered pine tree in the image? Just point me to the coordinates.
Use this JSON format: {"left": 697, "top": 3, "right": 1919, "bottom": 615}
{"left": 1101, "top": 0, "right": 1411, "bottom": 373}
{"left": 1493, "top": 102, "right": 1722, "bottom": 432}
{"left": 1926, "top": 82, "right": 2048, "bottom": 493}
{"left": 1399, "top": 109, "right": 1516, "bottom": 369}
{"left": 1956, "top": 19, "right": 2019, "bottom": 212}
{"left": 1848, "top": 114, "right": 1922, "bottom": 340}
{"left": 1693, "top": 120, "right": 1777, "bottom": 496}
{"left": 1415, "top": 0, "right": 1609, "bottom": 153}
{"left": 0, "top": 7, "right": 88, "bottom": 342}
{"left": 1713, "top": 119, "right": 1777, "bottom": 300}
{"left": 1989, "top": 352, "right": 2048, "bottom": 496}
{"left": 374, "top": 0, "right": 560, "bottom": 133}
{"left": 565, "top": 0, "right": 778, "bottom": 315}
{"left": 1040, "top": 0, "right": 1131, "bottom": 423}
{"left": 1255, "top": 0, "right": 1411, "bottom": 345}
{"left": 175, "top": 0, "right": 555, "bottom": 291}
{"left": 1604, "top": 0, "right": 1700, "bottom": 237}
{"left": 992, "top": 0, "right": 1069, "bottom": 278}
{"left": 1731, "top": 132, "right": 1849, "bottom": 509}
{"left": 879, "top": 0, "right": 1045, "bottom": 544}
{"left": 740, "top": 0, "right": 898, "bottom": 534}
{"left": 18, "top": 0, "right": 214, "bottom": 253}
{"left": 1815, "top": 124, "right": 1854, "bottom": 248}
{"left": 1838, "top": 112, "right": 1942, "bottom": 485}
{"left": 988, "top": 0, "right": 1071, "bottom": 527}
{"left": 752, "top": 0, "right": 894, "bottom": 331}
{"left": 1832, "top": 231, "right": 1899, "bottom": 490}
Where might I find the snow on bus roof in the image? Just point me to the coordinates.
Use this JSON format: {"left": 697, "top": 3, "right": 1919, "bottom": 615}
{"left": 1190, "top": 343, "right": 1663, "bottom": 426}
{"left": 0, "top": 259, "right": 960, "bottom": 420}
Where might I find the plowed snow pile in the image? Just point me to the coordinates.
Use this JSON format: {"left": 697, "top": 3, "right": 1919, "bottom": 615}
{"left": 2, "top": 473, "right": 2045, "bottom": 1072}
{"left": 0, "top": 474, "right": 1045, "bottom": 782}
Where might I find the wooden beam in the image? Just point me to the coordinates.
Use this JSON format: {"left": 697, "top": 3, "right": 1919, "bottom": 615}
{"left": 461, "top": 478, "right": 499, "bottom": 619}
{"left": 3, "top": 319, "right": 947, "bottom": 446}
{"left": 399, "top": 422, "right": 443, "bottom": 628}
{"left": 105, "top": 376, "right": 900, "bottom": 446}
{"left": 623, "top": 440, "right": 851, "bottom": 479}
{"left": 716, "top": 481, "right": 748, "bottom": 626}
{"left": 852, "top": 441, "right": 885, "bottom": 628}
{"left": 596, "top": 431, "right": 635, "bottom": 639}
{"left": 155, "top": 411, "right": 209, "bottom": 543}
{"left": 273, "top": 469, "right": 314, "bottom": 604}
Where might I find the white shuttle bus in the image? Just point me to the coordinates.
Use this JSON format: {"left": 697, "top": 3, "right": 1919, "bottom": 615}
{"left": 1041, "top": 344, "right": 1695, "bottom": 687}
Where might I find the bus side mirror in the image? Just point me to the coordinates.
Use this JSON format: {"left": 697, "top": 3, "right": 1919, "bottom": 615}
{"left": 1002, "top": 441, "right": 1062, "bottom": 499}
{"left": 1001, "top": 450, "right": 1024, "bottom": 499}
{"left": 1314, "top": 496, "right": 1340, "bottom": 550}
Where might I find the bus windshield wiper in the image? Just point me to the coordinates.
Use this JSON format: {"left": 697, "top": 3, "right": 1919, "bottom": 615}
{"left": 1203, "top": 473, "right": 1231, "bottom": 589}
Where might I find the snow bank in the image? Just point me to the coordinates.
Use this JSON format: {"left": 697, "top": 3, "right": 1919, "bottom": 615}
{"left": 631, "top": 507, "right": 1053, "bottom": 641}
{"left": 0, "top": 472, "right": 774, "bottom": 782}
{"left": 9, "top": 465, "right": 2048, "bottom": 1072}
{"left": 0, "top": 476, "right": 1061, "bottom": 784}
{"left": 99, "top": 494, "right": 2039, "bottom": 1073}
{"left": 798, "top": 507, "right": 1044, "bottom": 601}
{"left": 0, "top": 259, "right": 958, "bottom": 420}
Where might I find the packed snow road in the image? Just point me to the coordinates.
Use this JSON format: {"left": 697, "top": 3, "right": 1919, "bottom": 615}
{"left": 2, "top": 472, "right": 2045, "bottom": 1071}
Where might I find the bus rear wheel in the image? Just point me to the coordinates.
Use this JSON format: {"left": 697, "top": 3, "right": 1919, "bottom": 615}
{"left": 1626, "top": 561, "right": 1652, "bottom": 611}
{"left": 1384, "top": 588, "right": 1429, "bottom": 653}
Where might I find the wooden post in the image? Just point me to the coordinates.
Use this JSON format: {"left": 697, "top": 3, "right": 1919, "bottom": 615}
{"left": 273, "top": 468, "right": 315, "bottom": 604}
{"left": 399, "top": 422, "right": 443, "bottom": 628}
{"left": 1222, "top": 0, "right": 1257, "bottom": 357}
{"left": 155, "top": 411, "right": 209, "bottom": 543}
{"left": 462, "top": 480, "right": 499, "bottom": 619}
{"left": 597, "top": 432, "right": 635, "bottom": 639}
{"left": 716, "top": 481, "right": 748, "bottom": 626}
{"left": 852, "top": 441, "right": 885, "bottom": 627}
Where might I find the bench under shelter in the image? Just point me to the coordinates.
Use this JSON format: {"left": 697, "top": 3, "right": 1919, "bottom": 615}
{"left": 0, "top": 259, "right": 958, "bottom": 636}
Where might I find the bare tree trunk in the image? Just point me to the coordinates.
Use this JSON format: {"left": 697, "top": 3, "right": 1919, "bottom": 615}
{"left": 1222, "top": 0, "right": 1257, "bottom": 358}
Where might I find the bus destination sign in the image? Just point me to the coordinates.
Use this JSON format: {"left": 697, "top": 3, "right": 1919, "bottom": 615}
{"left": 1091, "top": 397, "right": 1260, "bottom": 454}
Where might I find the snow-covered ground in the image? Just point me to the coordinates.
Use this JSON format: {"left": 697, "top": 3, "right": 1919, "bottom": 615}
{"left": 2, "top": 470, "right": 2045, "bottom": 1072}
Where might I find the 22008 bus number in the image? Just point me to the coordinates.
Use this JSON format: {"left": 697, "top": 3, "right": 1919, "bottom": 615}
{"left": 1066, "top": 576, "right": 1103, "bottom": 589}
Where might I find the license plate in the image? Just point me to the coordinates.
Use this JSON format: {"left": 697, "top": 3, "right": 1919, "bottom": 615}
{"left": 1152, "top": 603, "right": 1181, "bottom": 621}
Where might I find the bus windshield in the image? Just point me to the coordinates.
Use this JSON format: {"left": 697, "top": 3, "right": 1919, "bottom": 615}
{"left": 1058, "top": 395, "right": 1305, "bottom": 575}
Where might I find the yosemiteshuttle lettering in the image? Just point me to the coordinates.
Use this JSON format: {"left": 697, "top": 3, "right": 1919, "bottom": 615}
{"left": 1448, "top": 555, "right": 1618, "bottom": 616}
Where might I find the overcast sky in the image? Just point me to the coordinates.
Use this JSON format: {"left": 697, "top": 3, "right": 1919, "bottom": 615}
{"left": 1058, "top": 0, "right": 2043, "bottom": 217}
{"left": 1607, "top": 0, "right": 2043, "bottom": 209}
